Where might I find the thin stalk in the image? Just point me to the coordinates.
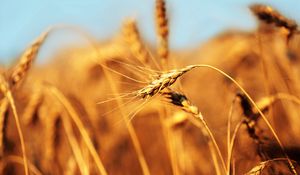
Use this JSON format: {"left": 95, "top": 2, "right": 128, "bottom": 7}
{"left": 48, "top": 86, "right": 108, "bottom": 175}
{"left": 194, "top": 113, "right": 226, "bottom": 174}
{"left": 191, "top": 64, "right": 297, "bottom": 174}
{"left": 0, "top": 76, "right": 29, "bottom": 175}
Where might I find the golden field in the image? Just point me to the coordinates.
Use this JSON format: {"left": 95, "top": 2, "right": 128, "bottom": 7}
{"left": 1, "top": 2, "right": 300, "bottom": 175}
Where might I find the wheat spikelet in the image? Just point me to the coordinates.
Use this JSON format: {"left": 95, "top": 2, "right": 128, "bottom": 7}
{"left": 236, "top": 92, "right": 299, "bottom": 117}
{"left": 155, "top": 0, "right": 169, "bottom": 61}
{"left": 9, "top": 30, "right": 49, "bottom": 86}
{"left": 236, "top": 92, "right": 287, "bottom": 126}
{"left": 226, "top": 93, "right": 300, "bottom": 174}
{"left": 137, "top": 65, "right": 195, "bottom": 98}
{"left": 250, "top": 4, "right": 298, "bottom": 39}
{"left": 237, "top": 93, "right": 271, "bottom": 161}
{"left": 246, "top": 158, "right": 298, "bottom": 175}
{"left": 246, "top": 162, "right": 266, "bottom": 175}
{"left": 122, "top": 19, "right": 149, "bottom": 63}
{"left": 162, "top": 89, "right": 198, "bottom": 115}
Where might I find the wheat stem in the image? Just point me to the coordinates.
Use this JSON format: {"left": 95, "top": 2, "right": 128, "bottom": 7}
{"left": 48, "top": 86, "right": 108, "bottom": 175}
{"left": 191, "top": 64, "right": 297, "bottom": 175}
{"left": 61, "top": 112, "right": 89, "bottom": 175}
{"left": 0, "top": 76, "right": 29, "bottom": 175}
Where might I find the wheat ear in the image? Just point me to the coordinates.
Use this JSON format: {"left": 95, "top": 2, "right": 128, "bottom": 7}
{"left": 9, "top": 30, "right": 49, "bottom": 87}
{"left": 155, "top": 0, "right": 169, "bottom": 62}
{"left": 122, "top": 19, "right": 149, "bottom": 63}
{"left": 250, "top": 4, "right": 298, "bottom": 39}
{"left": 138, "top": 64, "right": 297, "bottom": 174}
{"left": 246, "top": 158, "right": 298, "bottom": 175}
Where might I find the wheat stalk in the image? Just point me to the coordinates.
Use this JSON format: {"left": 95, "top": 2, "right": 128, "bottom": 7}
{"left": 4, "top": 155, "right": 43, "bottom": 175}
{"left": 43, "top": 107, "right": 61, "bottom": 172}
{"left": 161, "top": 89, "right": 226, "bottom": 174}
{"left": 226, "top": 92, "right": 300, "bottom": 174}
{"left": 61, "top": 111, "right": 90, "bottom": 175}
{"left": 43, "top": 24, "right": 152, "bottom": 175}
{"left": 226, "top": 96, "right": 238, "bottom": 175}
{"left": 47, "top": 86, "right": 108, "bottom": 175}
{"left": 0, "top": 75, "right": 29, "bottom": 175}
{"left": 65, "top": 156, "right": 77, "bottom": 175}
{"left": 99, "top": 63, "right": 151, "bottom": 175}
{"left": 0, "top": 98, "right": 8, "bottom": 158}
{"left": 22, "top": 88, "right": 43, "bottom": 125}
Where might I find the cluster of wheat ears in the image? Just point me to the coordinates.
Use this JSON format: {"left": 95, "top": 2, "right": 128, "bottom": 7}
{"left": 1, "top": 1, "right": 300, "bottom": 175}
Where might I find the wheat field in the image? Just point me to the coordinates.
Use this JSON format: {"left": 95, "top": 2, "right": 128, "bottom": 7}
{"left": 1, "top": 1, "right": 300, "bottom": 175}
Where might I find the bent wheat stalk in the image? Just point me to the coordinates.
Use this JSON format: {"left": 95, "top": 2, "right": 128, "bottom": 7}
{"left": 136, "top": 64, "right": 297, "bottom": 174}
{"left": 228, "top": 92, "right": 300, "bottom": 174}
{"left": 162, "top": 89, "right": 226, "bottom": 175}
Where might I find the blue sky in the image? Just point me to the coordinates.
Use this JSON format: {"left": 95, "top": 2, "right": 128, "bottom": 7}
{"left": 0, "top": 0, "right": 299, "bottom": 64}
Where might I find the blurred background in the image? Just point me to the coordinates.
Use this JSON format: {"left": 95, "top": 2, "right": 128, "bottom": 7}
{"left": 1, "top": 1, "right": 300, "bottom": 175}
{"left": 1, "top": 0, "right": 300, "bottom": 64}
